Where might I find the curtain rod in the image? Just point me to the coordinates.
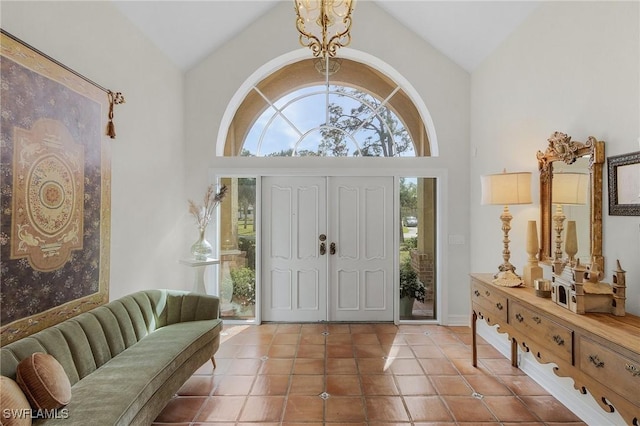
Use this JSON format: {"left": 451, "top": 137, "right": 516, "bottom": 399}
{"left": 1, "top": 28, "right": 125, "bottom": 139}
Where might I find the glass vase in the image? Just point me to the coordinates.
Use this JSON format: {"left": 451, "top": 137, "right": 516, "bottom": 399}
{"left": 190, "top": 227, "right": 213, "bottom": 260}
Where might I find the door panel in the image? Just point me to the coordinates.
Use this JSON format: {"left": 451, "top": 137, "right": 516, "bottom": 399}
{"left": 262, "top": 176, "right": 393, "bottom": 322}
{"left": 330, "top": 177, "right": 394, "bottom": 321}
{"left": 262, "top": 177, "right": 327, "bottom": 322}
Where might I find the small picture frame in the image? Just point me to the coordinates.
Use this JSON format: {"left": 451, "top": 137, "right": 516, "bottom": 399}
{"left": 607, "top": 151, "right": 640, "bottom": 216}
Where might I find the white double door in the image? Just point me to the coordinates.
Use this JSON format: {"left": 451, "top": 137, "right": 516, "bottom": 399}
{"left": 262, "top": 176, "right": 394, "bottom": 322}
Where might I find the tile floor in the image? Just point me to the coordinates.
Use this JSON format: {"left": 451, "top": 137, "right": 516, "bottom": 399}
{"left": 153, "top": 323, "right": 586, "bottom": 425}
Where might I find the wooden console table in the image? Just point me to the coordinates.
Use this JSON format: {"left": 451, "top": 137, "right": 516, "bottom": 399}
{"left": 470, "top": 273, "right": 640, "bottom": 425}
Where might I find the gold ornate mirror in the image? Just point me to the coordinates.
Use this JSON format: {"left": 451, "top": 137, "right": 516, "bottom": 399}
{"left": 536, "top": 132, "right": 605, "bottom": 269}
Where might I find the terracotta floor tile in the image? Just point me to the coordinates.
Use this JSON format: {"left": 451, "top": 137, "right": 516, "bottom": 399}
{"left": 357, "top": 358, "right": 393, "bottom": 375}
{"left": 519, "top": 396, "right": 583, "bottom": 422}
{"left": 327, "top": 323, "right": 352, "bottom": 334}
{"left": 326, "top": 358, "right": 358, "bottom": 375}
{"left": 354, "top": 344, "right": 386, "bottom": 358}
{"left": 226, "top": 358, "right": 262, "bottom": 375}
{"left": 442, "top": 396, "right": 497, "bottom": 422}
{"left": 296, "top": 344, "right": 325, "bottom": 358}
{"left": 238, "top": 396, "right": 285, "bottom": 422}
{"left": 481, "top": 358, "right": 526, "bottom": 376}
{"left": 325, "top": 396, "right": 366, "bottom": 422}
{"left": 272, "top": 333, "right": 300, "bottom": 345}
{"left": 327, "top": 344, "right": 355, "bottom": 358}
{"left": 430, "top": 375, "right": 472, "bottom": 396}
{"left": 451, "top": 358, "right": 486, "bottom": 375}
{"left": 250, "top": 375, "right": 290, "bottom": 395}
{"left": 403, "top": 396, "right": 454, "bottom": 422}
{"left": 235, "top": 344, "right": 270, "bottom": 358}
{"left": 464, "top": 374, "right": 512, "bottom": 396}
{"left": 365, "top": 396, "right": 410, "bottom": 421}
{"left": 360, "top": 374, "right": 399, "bottom": 395}
{"left": 327, "top": 334, "right": 354, "bottom": 345}
{"left": 177, "top": 374, "right": 219, "bottom": 396}
{"left": 438, "top": 344, "right": 472, "bottom": 359}
{"left": 351, "top": 333, "right": 380, "bottom": 345}
{"left": 300, "top": 334, "right": 326, "bottom": 345}
{"left": 326, "top": 374, "right": 361, "bottom": 395}
{"left": 196, "top": 396, "right": 246, "bottom": 422}
{"left": 260, "top": 358, "right": 294, "bottom": 375}
{"left": 499, "top": 375, "right": 550, "bottom": 395}
{"left": 268, "top": 344, "right": 297, "bottom": 358}
{"left": 350, "top": 324, "right": 376, "bottom": 333}
{"left": 419, "top": 358, "right": 458, "bottom": 375}
{"left": 377, "top": 333, "right": 407, "bottom": 346}
{"left": 381, "top": 345, "right": 414, "bottom": 358}
{"left": 395, "top": 375, "right": 437, "bottom": 395}
{"left": 412, "top": 345, "right": 446, "bottom": 358}
{"left": 156, "top": 323, "right": 583, "bottom": 426}
{"left": 289, "top": 374, "right": 325, "bottom": 395}
{"left": 155, "top": 396, "right": 207, "bottom": 422}
{"left": 483, "top": 395, "right": 539, "bottom": 422}
{"left": 388, "top": 358, "right": 423, "bottom": 375}
{"left": 213, "top": 375, "right": 256, "bottom": 395}
{"left": 283, "top": 395, "right": 325, "bottom": 422}
{"left": 293, "top": 358, "right": 325, "bottom": 374}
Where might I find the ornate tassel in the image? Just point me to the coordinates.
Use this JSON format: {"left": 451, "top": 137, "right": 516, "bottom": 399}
{"left": 106, "top": 90, "right": 125, "bottom": 139}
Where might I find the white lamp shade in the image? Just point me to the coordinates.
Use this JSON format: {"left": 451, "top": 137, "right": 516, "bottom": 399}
{"left": 481, "top": 172, "right": 532, "bottom": 205}
{"left": 552, "top": 173, "right": 588, "bottom": 205}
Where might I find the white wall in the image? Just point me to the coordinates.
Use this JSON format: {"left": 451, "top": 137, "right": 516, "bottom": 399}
{"left": 2, "top": 1, "right": 190, "bottom": 299}
{"left": 185, "top": 1, "right": 472, "bottom": 323}
{"left": 471, "top": 1, "right": 640, "bottom": 316}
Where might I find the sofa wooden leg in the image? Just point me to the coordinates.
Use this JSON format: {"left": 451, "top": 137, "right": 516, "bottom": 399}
{"left": 210, "top": 356, "right": 216, "bottom": 369}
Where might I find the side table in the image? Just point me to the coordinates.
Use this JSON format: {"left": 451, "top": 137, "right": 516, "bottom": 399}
{"left": 179, "top": 257, "right": 220, "bottom": 294}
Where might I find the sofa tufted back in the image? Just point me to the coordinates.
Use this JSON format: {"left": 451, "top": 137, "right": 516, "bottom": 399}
{"left": 0, "top": 290, "right": 219, "bottom": 385}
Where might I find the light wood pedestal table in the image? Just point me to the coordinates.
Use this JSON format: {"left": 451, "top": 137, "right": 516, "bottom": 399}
{"left": 179, "top": 258, "right": 220, "bottom": 294}
{"left": 470, "top": 273, "right": 640, "bottom": 425}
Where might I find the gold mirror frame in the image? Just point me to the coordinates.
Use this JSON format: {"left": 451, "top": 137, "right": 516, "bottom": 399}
{"left": 536, "top": 132, "right": 605, "bottom": 270}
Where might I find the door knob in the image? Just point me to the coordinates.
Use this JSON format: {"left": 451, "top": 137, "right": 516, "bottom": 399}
{"left": 319, "top": 234, "right": 326, "bottom": 241}
{"left": 330, "top": 242, "right": 336, "bottom": 255}
{"left": 320, "top": 242, "right": 326, "bottom": 255}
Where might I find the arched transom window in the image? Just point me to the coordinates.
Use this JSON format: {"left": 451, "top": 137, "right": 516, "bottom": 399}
{"left": 224, "top": 58, "right": 431, "bottom": 157}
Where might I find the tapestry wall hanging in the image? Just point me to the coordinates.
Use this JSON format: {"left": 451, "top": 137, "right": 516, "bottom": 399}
{"left": 1, "top": 31, "right": 113, "bottom": 345}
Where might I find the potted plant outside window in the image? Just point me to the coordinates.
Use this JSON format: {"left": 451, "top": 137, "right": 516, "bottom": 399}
{"left": 399, "top": 257, "right": 425, "bottom": 317}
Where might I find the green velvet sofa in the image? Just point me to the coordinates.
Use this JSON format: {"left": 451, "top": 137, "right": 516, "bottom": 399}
{"left": 1, "top": 289, "right": 222, "bottom": 425}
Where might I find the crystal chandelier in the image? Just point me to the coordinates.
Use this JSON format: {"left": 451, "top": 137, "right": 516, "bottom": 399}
{"left": 294, "top": 0, "right": 354, "bottom": 58}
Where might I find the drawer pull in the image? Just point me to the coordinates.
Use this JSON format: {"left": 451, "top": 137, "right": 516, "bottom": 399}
{"left": 496, "top": 302, "right": 503, "bottom": 310}
{"left": 626, "top": 363, "right": 640, "bottom": 377}
{"left": 485, "top": 290, "right": 491, "bottom": 297}
{"left": 532, "top": 316, "right": 541, "bottom": 324}
{"left": 474, "top": 290, "right": 480, "bottom": 297}
{"left": 515, "top": 313, "right": 524, "bottom": 323}
{"left": 588, "top": 354, "right": 604, "bottom": 368}
{"left": 552, "top": 335, "right": 565, "bottom": 346}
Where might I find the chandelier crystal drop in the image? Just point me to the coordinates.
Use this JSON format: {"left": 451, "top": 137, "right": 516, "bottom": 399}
{"left": 294, "top": 0, "right": 354, "bottom": 58}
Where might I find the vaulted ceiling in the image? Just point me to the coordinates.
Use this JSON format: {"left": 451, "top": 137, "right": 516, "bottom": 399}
{"left": 113, "top": 1, "right": 540, "bottom": 72}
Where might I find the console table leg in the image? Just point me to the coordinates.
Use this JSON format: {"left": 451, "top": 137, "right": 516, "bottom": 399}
{"left": 511, "top": 338, "right": 518, "bottom": 368}
{"left": 472, "top": 310, "right": 478, "bottom": 367}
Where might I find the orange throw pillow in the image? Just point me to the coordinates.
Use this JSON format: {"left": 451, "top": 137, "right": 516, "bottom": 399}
{"left": 0, "top": 376, "right": 32, "bottom": 426}
{"left": 15, "top": 353, "right": 71, "bottom": 410}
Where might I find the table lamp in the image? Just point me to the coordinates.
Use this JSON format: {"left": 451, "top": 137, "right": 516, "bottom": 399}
{"left": 551, "top": 172, "right": 588, "bottom": 264}
{"left": 481, "top": 171, "right": 532, "bottom": 287}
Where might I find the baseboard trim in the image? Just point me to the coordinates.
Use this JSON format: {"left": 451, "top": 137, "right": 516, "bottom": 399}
{"left": 476, "top": 322, "right": 625, "bottom": 426}
{"left": 445, "top": 314, "right": 470, "bottom": 326}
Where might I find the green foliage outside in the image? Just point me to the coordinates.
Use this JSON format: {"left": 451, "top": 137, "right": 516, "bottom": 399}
{"left": 231, "top": 267, "right": 256, "bottom": 306}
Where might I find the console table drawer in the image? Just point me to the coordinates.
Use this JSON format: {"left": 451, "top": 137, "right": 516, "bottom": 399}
{"left": 579, "top": 337, "right": 640, "bottom": 406}
{"left": 509, "top": 301, "right": 573, "bottom": 363}
{"left": 471, "top": 279, "right": 507, "bottom": 322}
